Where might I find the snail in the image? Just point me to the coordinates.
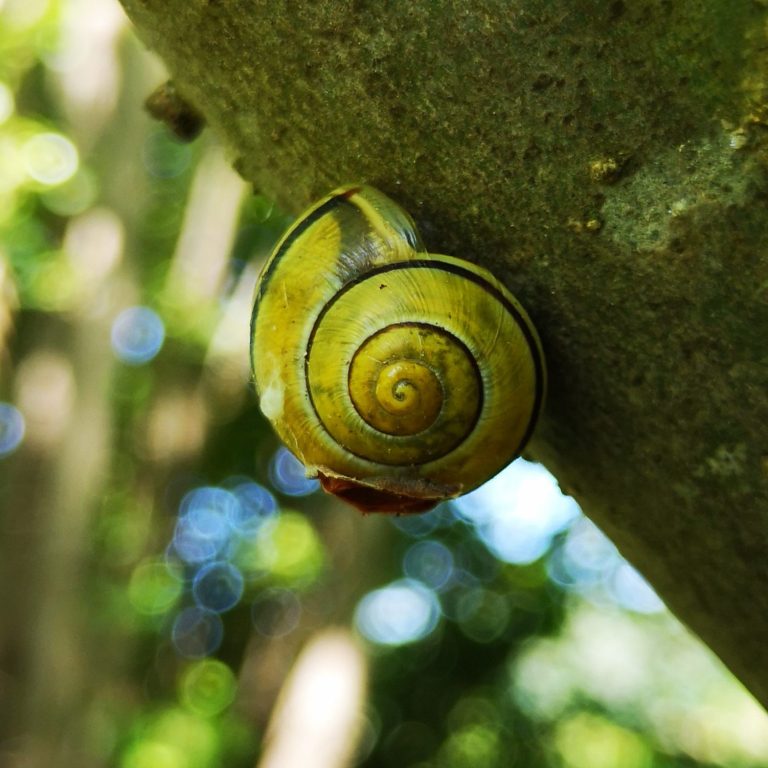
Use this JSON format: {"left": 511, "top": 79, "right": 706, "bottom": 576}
{"left": 250, "top": 185, "right": 545, "bottom": 514}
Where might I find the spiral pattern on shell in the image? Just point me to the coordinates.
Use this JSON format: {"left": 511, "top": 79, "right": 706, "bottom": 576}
{"left": 251, "top": 185, "right": 545, "bottom": 513}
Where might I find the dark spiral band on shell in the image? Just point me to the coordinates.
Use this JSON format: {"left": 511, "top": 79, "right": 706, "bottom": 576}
{"left": 304, "top": 260, "right": 544, "bottom": 466}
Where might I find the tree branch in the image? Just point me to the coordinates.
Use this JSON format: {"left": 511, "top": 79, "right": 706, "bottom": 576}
{"left": 118, "top": 0, "right": 768, "bottom": 706}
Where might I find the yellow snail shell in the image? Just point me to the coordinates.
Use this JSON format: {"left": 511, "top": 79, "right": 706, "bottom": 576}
{"left": 250, "top": 185, "right": 545, "bottom": 514}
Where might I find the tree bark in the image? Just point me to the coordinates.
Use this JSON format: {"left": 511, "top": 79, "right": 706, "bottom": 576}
{"left": 117, "top": 0, "right": 768, "bottom": 706}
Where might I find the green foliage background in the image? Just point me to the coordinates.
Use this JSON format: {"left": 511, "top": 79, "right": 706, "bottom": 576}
{"left": 0, "top": 2, "right": 766, "bottom": 767}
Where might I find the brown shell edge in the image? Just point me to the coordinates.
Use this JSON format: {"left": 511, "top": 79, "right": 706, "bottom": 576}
{"left": 316, "top": 469, "right": 462, "bottom": 515}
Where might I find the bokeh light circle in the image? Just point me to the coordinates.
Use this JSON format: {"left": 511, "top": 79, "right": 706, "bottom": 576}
{"left": 143, "top": 131, "right": 193, "bottom": 178}
{"left": 391, "top": 504, "right": 454, "bottom": 538}
{"left": 403, "top": 540, "right": 455, "bottom": 590}
{"left": 269, "top": 447, "right": 319, "bottom": 496}
{"left": 179, "top": 659, "right": 237, "bottom": 717}
{"left": 355, "top": 579, "right": 441, "bottom": 646}
{"left": 455, "top": 588, "right": 510, "bottom": 643}
{"left": 0, "top": 403, "right": 25, "bottom": 457}
{"left": 173, "top": 516, "right": 226, "bottom": 565}
{"left": 251, "top": 588, "right": 302, "bottom": 638}
{"left": 611, "top": 563, "right": 665, "bottom": 614}
{"left": 230, "top": 481, "right": 277, "bottom": 536}
{"left": 453, "top": 459, "right": 581, "bottom": 565}
{"left": 171, "top": 607, "right": 223, "bottom": 659}
{"left": 121, "top": 708, "right": 219, "bottom": 768}
{"left": 180, "top": 485, "right": 240, "bottom": 520}
{"left": 247, "top": 512, "right": 324, "bottom": 585}
{"left": 192, "top": 561, "right": 244, "bottom": 613}
{"left": 23, "top": 132, "right": 79, "bottom": 185}
{"left": 128, "top": 559, "right": 183, "bottom": 616}
{"left": 560, "top": 518, "right": 620, "bottom": 586}
{"left": 172, "top": 486, "right": 238, "bottom": 565}
{"left": 111, "top": 306, "right": 165, "bottom": 365}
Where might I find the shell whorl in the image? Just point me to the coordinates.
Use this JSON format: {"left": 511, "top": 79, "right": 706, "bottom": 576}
{"left": 250, "top": 185, "right": 545, "bottom": 513}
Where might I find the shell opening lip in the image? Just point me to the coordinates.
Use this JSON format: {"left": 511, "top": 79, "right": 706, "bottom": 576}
{"left": 318, "top": 473, "right": 442, "bottom": 515}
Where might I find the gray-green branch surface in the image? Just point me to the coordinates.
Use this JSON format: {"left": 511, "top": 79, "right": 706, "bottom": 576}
{"left": 118, "top": 0, "right": 768, "bottom": 706}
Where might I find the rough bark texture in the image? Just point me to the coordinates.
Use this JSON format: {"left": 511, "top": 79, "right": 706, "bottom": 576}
{"left": 118, "top": 0, "right": 768, "bottom": 705}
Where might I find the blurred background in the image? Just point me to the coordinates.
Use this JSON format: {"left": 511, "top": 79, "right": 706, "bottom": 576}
{"left": 1, "top": 1, "right": 767, "bottom": 766}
